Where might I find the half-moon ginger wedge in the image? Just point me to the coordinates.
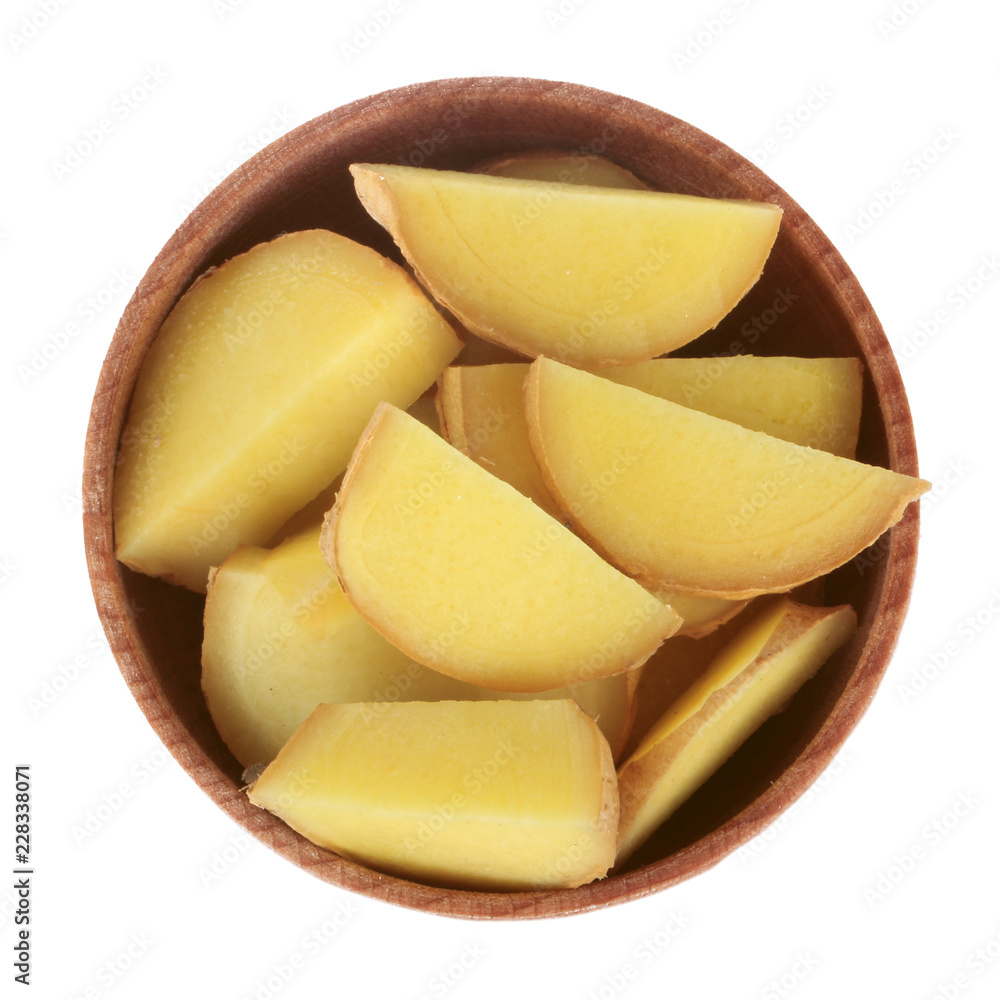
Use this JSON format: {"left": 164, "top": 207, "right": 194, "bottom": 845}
{"left": 323, "top": 404, "right": 680, "bottom": 692}
{"left": 525, "top": 359, "right": 929, "bottom": 599}
{"left": 350, "top": 163, "right": 782, "bottom": 366}
{"left": 249, "top": 699, "right": 619, "bottom": 890}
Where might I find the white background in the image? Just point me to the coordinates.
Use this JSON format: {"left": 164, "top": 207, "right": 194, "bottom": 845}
{"left": 4, "top": 0, "right": 1000, "bottom": 997}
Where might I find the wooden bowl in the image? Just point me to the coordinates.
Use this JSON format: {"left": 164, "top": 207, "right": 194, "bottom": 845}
{"left": 83, "top": 77, "right": 921, "bottom": 919}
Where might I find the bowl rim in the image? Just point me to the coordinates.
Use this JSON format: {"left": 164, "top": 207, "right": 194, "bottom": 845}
{"left": 82, "top": 75, "right": 921, "bottom": 920}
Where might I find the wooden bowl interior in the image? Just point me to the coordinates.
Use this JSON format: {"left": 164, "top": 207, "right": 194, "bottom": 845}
{"left": 84, "top": 77, "right": 920, "bottom": 919}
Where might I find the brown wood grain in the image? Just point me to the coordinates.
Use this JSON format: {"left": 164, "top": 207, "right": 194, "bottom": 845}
{"left": 82, "top": 76, "right": 922, "bottom": 920}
